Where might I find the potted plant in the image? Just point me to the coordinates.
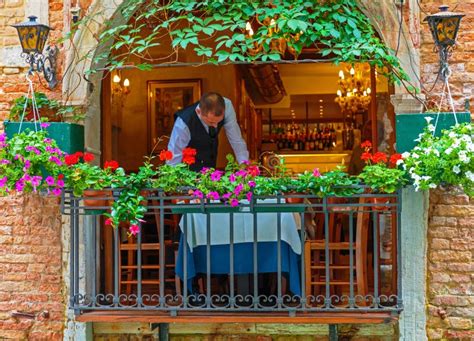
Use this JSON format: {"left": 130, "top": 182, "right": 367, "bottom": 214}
{"left": 4, "top": 92, "right": 85, "bottom": 155}
{"left": 401, "top": 120, "right": 473, "bottom": 197}
{"left": 62, "top": 151, "right": 122, "bottom": 212}
{"left": 0, "top": 129, "right": 65, "bottom": 196}
{"left": 358, "top": 140, "right": 407, "bottom": 210}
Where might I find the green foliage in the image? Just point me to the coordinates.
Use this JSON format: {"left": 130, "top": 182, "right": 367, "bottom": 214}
{"left": 359, "top": 164, "right": 407, "bottom": 193}
{"left": 152, "top": 163, "right": 197, "bottom": 193}
{"left": 87, "top": 0, "right": 407, "bottom": 82}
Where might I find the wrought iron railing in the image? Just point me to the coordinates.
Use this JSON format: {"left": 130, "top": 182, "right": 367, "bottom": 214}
{"left": 61, "top": 187, "right": 403, "bottom": 316}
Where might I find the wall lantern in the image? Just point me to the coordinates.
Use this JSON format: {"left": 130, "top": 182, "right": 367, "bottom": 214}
{"left": 424, "top": 5, "right": 464, "bottom": 80}
{"left": 12, "top": 16, "right": 58, "bottom": 88}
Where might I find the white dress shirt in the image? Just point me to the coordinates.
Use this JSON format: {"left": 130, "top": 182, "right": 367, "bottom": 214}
{"left": 167, "top": 97, "right": 249, "bottom": 165}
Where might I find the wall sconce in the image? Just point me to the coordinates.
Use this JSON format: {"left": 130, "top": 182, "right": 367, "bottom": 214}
{"left": 112, "top": 73, "right": 130, "bottom": 95}
{"left": 425, "top": 5, "right": 465, "bottom": 80}
{"left": 12, "top": 16, "right": 58, "bottom": 89}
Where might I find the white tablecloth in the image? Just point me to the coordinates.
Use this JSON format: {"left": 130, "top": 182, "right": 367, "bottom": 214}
{"left": 179, "top": 200, "right": 302, "bottom": 254}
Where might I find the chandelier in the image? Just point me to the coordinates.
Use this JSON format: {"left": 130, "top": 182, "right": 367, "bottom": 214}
{"left": 335, "top": 65, "right": 372, "bottom": 117}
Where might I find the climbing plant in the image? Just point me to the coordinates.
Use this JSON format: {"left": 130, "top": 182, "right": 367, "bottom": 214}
{"left": 87, "top": 0, "right": 408, "bottom": 82}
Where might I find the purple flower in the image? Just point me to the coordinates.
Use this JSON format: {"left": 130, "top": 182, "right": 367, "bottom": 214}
{"left": 56, "top": 179, "right": 65, "bottom": 188}
{"left": 45, "top": 176, "right": 55, "bottom": 186}
{"left": 241, "top": 160, "right": 250, "bottom": 165}
{"left": 0, "top": 176, "right": 7, "bottom": 187}
{"left": 235, "top": 169, "right": 247, "bottom": 177}
{"left": 200, "top": 167, "right": 210, "bottom": 174}
{"left": 234, "top": 183, "right": 244, "bottom": 196}
{"left": 25, "top": 146, "right": 41, "bottom": 155}
{"left": 31, "top": 176, "right": 42, "bottom": 188}
{"left": 14, "top": 154, "right": 23, "bottom": 161}
{"left": 23, "top": 159, "right": 31, "bottom": 171}
{"left": 246, "top": 191, "right": 253, "bottom": 201}
{"left": 49, "top": 156, "right": 63, "bottom": 166}
{"left": 248, "top": 181, "right": 256, "bottom": 188}
{"left": 0, "top": 159, "right": 11, "bottom": 165}
{"left": 43, "top": 138, "right": 52, "bottom": 144}
{"left": 210, "top": 170, "right": 223, "bottom": 182}
{"left": 23, "top": 174, "right": 31, "bottom": 181}
{"left": 15, "top": 180, "right": 25, "bottom": 192}
{"left": 222, "top": 192, "right": 232, "bottom": 200}
{"left": 0, "top": 133, "right": 5, "bottom": 143}
{"left": 229, "top": 198, "right": 239, "bottom": 207}
{"left": 192, "top": 189, "right": 203, "bottom": 199}
{"left": 52, "top": 187, "right": 62, "bottom": 196}
{"left": 40, "top": 122, "right": 50, "bottom": 128}
{"left": 229, "top": 174, "right": 236, "bottom": 182}
{"left": 207, "top": 191, "right": 220, "bottom": 200}
{"left": 312, "top": 168, "right": 321, "bottom": 177}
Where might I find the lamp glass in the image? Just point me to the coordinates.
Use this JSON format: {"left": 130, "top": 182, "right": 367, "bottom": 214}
{"left": 12, "top": 16, "right": 50, "bottom": 54}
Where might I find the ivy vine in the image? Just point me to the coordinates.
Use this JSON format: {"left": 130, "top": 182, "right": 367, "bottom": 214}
{"left": 88, "top": 0, "right": 408, "bottom": 82}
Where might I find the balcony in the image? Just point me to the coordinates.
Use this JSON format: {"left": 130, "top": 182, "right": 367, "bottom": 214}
{"left": 61, "top": 187, "right": 402, "bottom": 323}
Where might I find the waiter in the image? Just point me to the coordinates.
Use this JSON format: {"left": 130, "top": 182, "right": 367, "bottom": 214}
{"left": 167, "top": 92, "right": 249, "bottom": 171}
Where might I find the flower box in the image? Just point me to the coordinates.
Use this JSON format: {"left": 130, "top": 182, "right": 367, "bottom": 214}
{"left": 171, "top": 205, "right": 241, "bottom": 214}
{"left": 395, "top": 112, "right": 471, "bottom": 153}
{"left": 4, "top": 121, "right": 84, "bottom": 155}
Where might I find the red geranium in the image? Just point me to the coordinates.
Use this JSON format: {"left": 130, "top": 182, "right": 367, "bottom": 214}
{"left": 159, "top": 150, "right": 173, "bottom": 161}
{"left": 361, "top": 152, "right": 372, "bottom": 162}
{"left": 183, "top": 147, "right": 197, "bottom": 157}
{"left": 83, "top": 152, "right": 95, "bottom": 163}
{"left": 74, "top": 151, "right": 84, "bottom": 158}
{"left": 361, "top": 140, "right": 372, "bottom": 150}
{"left": 104, "top": 160, "right": 119, "bottom": 171}
{"left": 247, "top": 165, "right": 260, "bottom": 177}
{"left": 372, "top": 152, "right": 388, "bottom": 164}
{"left": 389, "top": 153, "right": 403, "bottom": 165}
{"left": 183, "top": 155, "right": 196, "bottom": 165}
{"left": 65, "top": 154, "right": 79, "bottom": 166}
{"left": 58, "top": 174, "right": 64, "bottom": 180}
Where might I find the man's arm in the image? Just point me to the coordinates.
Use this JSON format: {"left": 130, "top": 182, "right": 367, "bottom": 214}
{"left": 166, "top": 117, "right": 191, "bottom": 165}
{"left": 223, "top": 98, "right": 250, "bottom": 163}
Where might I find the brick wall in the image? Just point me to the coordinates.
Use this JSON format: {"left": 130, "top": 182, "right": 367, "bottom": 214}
{"left": 0, "top": 194, "right": 64, "bottom": 340}
{"left": 426, "top": 189, "right": 474, "bottom": 340}
{"left": 0, "top": 0, "right": 64, "bottom": 122}
{"left": 420, "top": 1, "right": 474, "bottom": 113}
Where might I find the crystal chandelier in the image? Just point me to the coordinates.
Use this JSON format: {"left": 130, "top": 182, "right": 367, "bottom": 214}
{"left": 335, "top": 65, "right": 372, "bottom": 117}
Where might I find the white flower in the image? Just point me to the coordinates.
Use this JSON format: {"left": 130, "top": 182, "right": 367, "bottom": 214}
{"left": 466, "top": 171, "right": 474, "bottom": 182}
{"left": 452, "top": 141, "right": 460, "bottom": 149}
{"left": 396, "top": 159, "right": 404, "bottom": 166}
{"left": 428, "top": 125, "right": 435, "bottom": 132}
{"left": 433, "top": 149, "right": 440, "bottom": 156}
{"left": 421, "top": 176, "right": 432, "bottom": 181}
{"left": 445, "top": 148, "right": 453, "bottom": 155}
{"left": 453, "top": 165, "right": 461, "bottom": 174}
{"left": 402, "top": 152, "right": 411, "bottom": 159}
{"left": 459, "top": 151, "right": 469, "bottom": 163}
{"left": 449, "top": 131, "right": 457, "bottom": 138}
{"left": 424, "top": 116, "right": 434, "bottom": 124}
{"left": 429, "top": 183, "right": 437, "bottom": 189}
{"left": 412, "top": 153, "right": 420, "bottom": 159}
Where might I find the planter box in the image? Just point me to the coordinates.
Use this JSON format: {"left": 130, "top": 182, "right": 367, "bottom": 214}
{"left": 252, "top": 206, "right": 305, "bottom": 213}
{"left": 4, "top": 121, "right": 84, "bottom": 155}
{"left": 395, "top": 112, "right": 471, "bottom": 153}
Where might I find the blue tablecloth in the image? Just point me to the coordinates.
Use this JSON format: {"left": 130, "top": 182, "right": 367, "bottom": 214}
{"left": 176, "top": 235, "right": 301, "bottom": 296}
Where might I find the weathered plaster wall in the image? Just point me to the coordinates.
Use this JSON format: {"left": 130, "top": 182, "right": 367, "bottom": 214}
{"left": 426, "top": 188, "right": 474, "bottom": 340}
{"left": 0, "top": 194, "right": 64, "bottom": 340}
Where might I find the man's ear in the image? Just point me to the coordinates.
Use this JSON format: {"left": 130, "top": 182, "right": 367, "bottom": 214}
{"left": 195, "top": 107, "right": 202, "bottom": 116}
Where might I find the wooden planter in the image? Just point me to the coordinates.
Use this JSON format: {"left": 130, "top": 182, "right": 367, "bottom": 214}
{"left": 83, "top": 189, "right": 113, "bottom": 214}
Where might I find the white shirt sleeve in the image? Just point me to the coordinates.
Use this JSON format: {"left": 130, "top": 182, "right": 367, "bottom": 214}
{"left": 166, "top": 117, "right": 191, "bottom": 165}
{"left": 223, "top": 98, "right": 250, "bottom": 163}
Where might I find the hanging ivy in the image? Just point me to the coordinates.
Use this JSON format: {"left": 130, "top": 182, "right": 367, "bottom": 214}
{"left": 89, "top": 0, "right": 408, "bottom": 82}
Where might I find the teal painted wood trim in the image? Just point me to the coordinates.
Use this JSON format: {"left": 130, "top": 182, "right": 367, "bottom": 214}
{"left": 395, "top": 112, "right": 471, "bottom": 153}
{"left": 4, "top": 121, "right": 85, "bottom": 155}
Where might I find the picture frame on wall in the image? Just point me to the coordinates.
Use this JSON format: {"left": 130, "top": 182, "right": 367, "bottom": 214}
{"left": 147, "top": 79, "right": 202, "bottom": 153}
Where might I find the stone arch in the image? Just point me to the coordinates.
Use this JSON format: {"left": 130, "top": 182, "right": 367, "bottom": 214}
{"left": 62, "top": 0, "right": 418, "bottom": 152}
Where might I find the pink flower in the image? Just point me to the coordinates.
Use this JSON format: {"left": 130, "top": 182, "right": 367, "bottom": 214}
{"left": 0, "top": 176, "right": 7, "bottom": 187}
{"left": 0, "top": 159, "right": 10, "bottom": 165}
{"left": 105, "top": 218, "right": 113, "bottom": 226}
{"left": 207, "top": 191, "right": 220, "bottom": 200}
{"left": 45, "top": 176, "right": 55, "bottom": 186}
{"left": 248, "top": 181, "right": 256, "bottom": 188}
{"left": 234, "top": 183, "right": 244, "bottom": 196}
{"left": 52, "top": 188, "right": 62, "bottom": 196}
{"left": 246, "top": 191, "right": 252, "bottom": 201}
{"left": 229, "top": 198, "right": 239, "bottom": 207}
{"left": 129, "top": 224, "right": 140, "bottom": 236}
{"left": 23, "top": 174, "right": 31, "bottom": 181}
{"left": 210, "top": 170, "right": 223, "bottom": 182}
{"left": 200, "top": 167, "right": 210, "bottom": 174}
{"left": 43, "top": 138, "right": 52, "bottom": 144}
{"left": 241, "top": 160, "right": 250, "bottom": 165}
{"left": 15, "top": 180, "right": 25, "bottom": 192}
{"left": 31, "top": 176, "right": 41, "bottom": 189}
{"left": 23, "top": 160, "right": 31, "bottom": 171}
{"left": 25, "top": 146, "right": 41, "bottom": 155}
{"left": 235, "top": 169, "right": 247, "bottom": 177}
{"left": 40, "top": 122, "right": 50, "bottom": 128}
{"left": 312, "top": 168, "right": 321, "bottom": 177}
{"left": 222, "top": 192, "right": 232, "bottom": 200}
{"left": 192, "top": 189, "right": 203, "bottom": 199}
{"left": 56, "top": 179, "right": 65, "bottom": 188}
{"left": 49, "top": 156, "right": 63, "bottom": 166}
{"left": 229, "top": 173, "right": 236, "bottom": 182}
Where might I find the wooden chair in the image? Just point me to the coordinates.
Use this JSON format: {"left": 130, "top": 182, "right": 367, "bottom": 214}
{"left": 304, "top": 197, "right": 370, "bottom": 303}
{"left": 118, "top": 198, "right": 181, "bottom": 298}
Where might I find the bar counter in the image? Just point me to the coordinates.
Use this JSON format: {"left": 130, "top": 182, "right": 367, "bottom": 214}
{"left": 277, "top": 151, "right": 352, "bottom": 173}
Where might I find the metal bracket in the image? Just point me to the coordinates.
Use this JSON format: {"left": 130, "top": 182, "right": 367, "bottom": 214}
{"left": 329, "top": 324, "right": 338, "bottom": 341}
{"left": 150, "top": 323, "right": 169, "bottom": 341}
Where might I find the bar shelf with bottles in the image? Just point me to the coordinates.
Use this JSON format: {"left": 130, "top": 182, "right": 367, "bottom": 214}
{"left": 272, "top": 122, "right": 355, "bottom": 153}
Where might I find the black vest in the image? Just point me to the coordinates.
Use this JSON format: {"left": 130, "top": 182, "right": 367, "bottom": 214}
{"left": 174, "top": 102, "right": 225, "bottom": 171}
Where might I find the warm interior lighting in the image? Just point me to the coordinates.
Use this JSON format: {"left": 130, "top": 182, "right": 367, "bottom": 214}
{"left": 123, "top": 78, "right": 130, "bottom": 87}
{"left": 113, "top": 74, "right": 121, "bottom": 83}
{"left": 335, "top": 64, "right": 372, "bottom": 117}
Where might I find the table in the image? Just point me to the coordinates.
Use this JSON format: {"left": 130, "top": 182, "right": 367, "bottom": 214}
{"left": 175, "top": 202, "right": 303, "bottom": 295}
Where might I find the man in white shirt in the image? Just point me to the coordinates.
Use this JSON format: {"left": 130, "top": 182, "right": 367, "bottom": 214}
{"left": 167, "top": 92, "right": 249, "bottom": 171}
